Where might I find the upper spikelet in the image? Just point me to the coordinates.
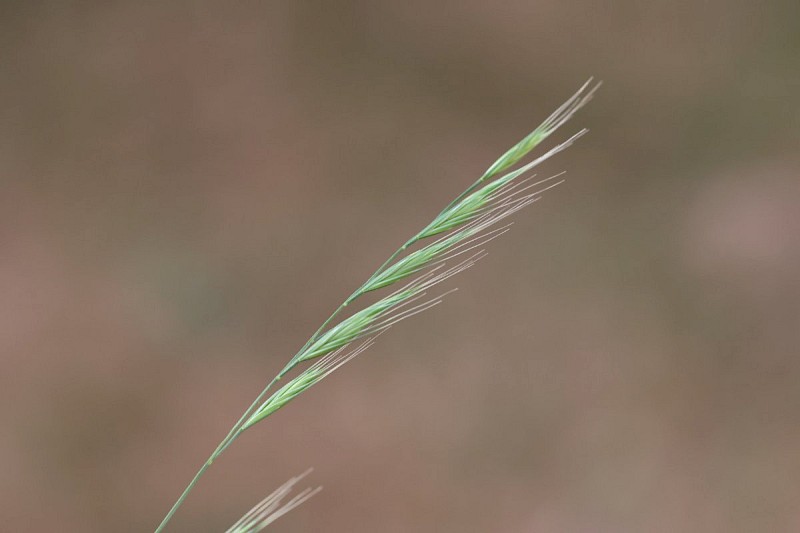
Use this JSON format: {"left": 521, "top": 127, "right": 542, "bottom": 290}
{"left": 480, "top": 78, "right": 598, "bottom": 181}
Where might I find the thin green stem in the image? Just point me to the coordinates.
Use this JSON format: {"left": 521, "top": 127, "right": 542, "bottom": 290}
{"left": 154, "top": 371, "right": 283, "bottom": 533}
{"left": 154, "top": 453, "right": 214, "bottom": 533}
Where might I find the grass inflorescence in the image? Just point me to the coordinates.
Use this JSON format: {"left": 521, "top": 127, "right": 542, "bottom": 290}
{"left": 155, "top": 79, "right": 599, "bottom": 532}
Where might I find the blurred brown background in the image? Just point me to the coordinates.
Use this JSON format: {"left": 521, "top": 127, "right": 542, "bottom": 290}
{"left": 2, "top": 1, "right": 800, "bottom": 531}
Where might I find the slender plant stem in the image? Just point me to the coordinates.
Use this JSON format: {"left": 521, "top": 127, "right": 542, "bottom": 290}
{"left": 154, "top": 370, "right": 285, "bottom": 533}
{"left": 153, "top": 450, "right": 215, "bottom": 533}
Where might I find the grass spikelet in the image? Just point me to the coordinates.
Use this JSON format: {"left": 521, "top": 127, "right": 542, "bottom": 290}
{"left": 298, "top": 254, "right": 483, "bottom": 363}
{"left": 245, "top": 338, "right": 378, "bottom": 427}
{"left": 480, "top": 78, "right": 598, "bottom": 181}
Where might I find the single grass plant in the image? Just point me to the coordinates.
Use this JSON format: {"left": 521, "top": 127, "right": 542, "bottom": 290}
{"left": 156, "top": 79, "right": 599, "bottom": 532}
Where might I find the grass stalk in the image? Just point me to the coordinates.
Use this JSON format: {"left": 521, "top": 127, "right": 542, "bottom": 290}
{"left": 154, "top": 79, "right": 598, "bottom": 532}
